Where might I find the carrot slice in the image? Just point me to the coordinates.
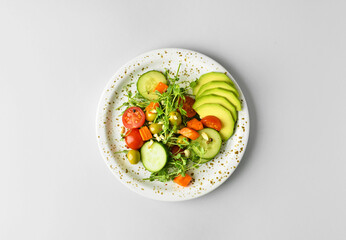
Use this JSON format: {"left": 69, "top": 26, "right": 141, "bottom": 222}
{"left": 178, "top": 127, "right": 200, "bottom": 140}
{"left": 154, "top": 82, "right": 168, "bottom": 94}
{"left": 174, "top": 174, "right": 192, "bottom": 187}
{"left": 139, "top": 126, "right": 153, "bottom": 141}
{"left": 145, "top": 102, "right": 159, "bottom": 113}
{"left": 187, "top": 118, "right": 203, "bottom": 131}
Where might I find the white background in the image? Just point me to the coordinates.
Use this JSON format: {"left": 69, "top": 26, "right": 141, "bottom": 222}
{"left": 1, "top": 1, "right": 346, "bottom": 239}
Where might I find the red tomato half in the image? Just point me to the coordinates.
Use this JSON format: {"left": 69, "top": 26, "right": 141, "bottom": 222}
{"left": 179, "top": 96, "right": 196, "bottom": 118}
{"left": 122, "top": 107, "right": 145, "bottom": 129}
{"left": 201, "top": 116, "right": 222, "bottom": 131}
{"left": 125, "top": 128, "right": 144, "bottom": 150}
{"left": 171, "top": 145, "right": 184, "bottom": 155}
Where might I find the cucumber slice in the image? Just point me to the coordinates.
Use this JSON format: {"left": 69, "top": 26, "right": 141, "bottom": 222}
{"left": 191, "top": 128, "right": 222, "bottom": 160}
{"left": 137, "top": 71, "right": 167, "bottom": 100}
{"left": 141, "top": 141, "right": 168, "bottom": 172}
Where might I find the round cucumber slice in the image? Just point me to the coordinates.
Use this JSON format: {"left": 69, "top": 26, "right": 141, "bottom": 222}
{"left": 191, "top": 128, "right": 222, "bottom": 160}
{"left": 141, "top": 141, "right": 168, "bottom": 172}
{"left": 137, "top": 70, "right": 167, "bottom": 100}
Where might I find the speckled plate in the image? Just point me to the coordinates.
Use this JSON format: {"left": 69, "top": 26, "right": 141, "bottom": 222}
{"left": 96, "top": 48, "right": 250, "bottom": 201}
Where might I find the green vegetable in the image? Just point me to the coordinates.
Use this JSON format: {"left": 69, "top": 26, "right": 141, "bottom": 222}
{"left": 191, "top": 128, "right": 222, "bottom": 160}
{"left": 141, "top": 141, "right": 168, "bottom": 172}
{"left": 193, "top": 94, "right": 238, "bottom": 121}
{"left": 145, "top": 111, "right": 157, "bottom": 122}
{"left": 196, "top": 81, "right": 239, "bottom": 98}
{"left": 177, "top": 135, "right": 189, "bottom": 145}
{"left": 169, "top": 111, "right": 182, "bottom": 126}
{"left": 149, "top": 123, "right": 162, "bottom": 134}
{"left": 116, "top": 89, "right": 150, "bottom": 112}
{"left": 137, "top": 70, "right": 168, "bottom": 100}
{"left": 195, "top": 103, "right": 235, "bottom": 140}
{"left": 127, "top": 150, "right": 140, "bottom": 164}
{"left": 193, "top": 72, "right": 235, "bottom": 95}
{"left": 197, "top": 88, "right": 241, "bottom": 111}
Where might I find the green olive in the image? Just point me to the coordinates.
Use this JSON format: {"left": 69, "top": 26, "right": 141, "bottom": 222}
{"left": 169, "top": 111, "right": 182, "bottom": 126}
{"left": 149, "top": 123, "right": 162, "bottom": 134}
{"left": 145, "top": 111, "right": 157, "bottom": 122}
{"left": 177, "top": 135, "right": 189, "bottom": 145}
{"left": 127, "top": 150, "right": 140, "bottom": 164}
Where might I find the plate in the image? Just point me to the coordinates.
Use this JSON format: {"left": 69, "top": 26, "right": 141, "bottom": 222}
{"left": 96, "top": 48, "right": 250, "bottom": 201}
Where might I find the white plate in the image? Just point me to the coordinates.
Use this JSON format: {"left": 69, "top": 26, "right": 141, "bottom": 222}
{"left": 96, "top": 48, "right": 250, "bottom": 201}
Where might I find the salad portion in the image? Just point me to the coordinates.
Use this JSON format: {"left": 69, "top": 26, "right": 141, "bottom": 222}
{"left": 117, "top": 66, "right": 241, "bottom": 187}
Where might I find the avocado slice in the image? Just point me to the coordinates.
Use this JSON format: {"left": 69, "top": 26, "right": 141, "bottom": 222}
{"left": 193, "top": 72, "right": 234, "bottom": 95}
{"left": 196, "top": 81, "right": 239, "bottom": 98}
{"left": 193, "top": 94, "right": 237, "bottom": 121}
{"left": 197, "top": 88, "right": 242, "bottom": 111}
{"left": 195, "top": 103, "right": 235, "bottom": 140}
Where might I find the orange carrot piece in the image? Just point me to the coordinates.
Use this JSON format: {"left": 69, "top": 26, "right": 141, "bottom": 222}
{"left": 174, "top": 174, "right": 192, "bottom": 187}
{"left": 154, "top": 82, "right": 168, "bottom": 94}
{"left": 145, "top": 102, "right": 160, "bottom": 113}
{"left": 139, "top": 126, "right": 153, "bottom": 141}
{"left": 187, "top": 118, "right": 204, "bottom": 131}
{"left": 178, "top": 127, "right": 200, "bottom": 140}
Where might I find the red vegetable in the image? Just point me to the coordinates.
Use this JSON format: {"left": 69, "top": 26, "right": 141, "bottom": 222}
{"left": 145, "top": 102, "right": 159, "bottom": 113}
{"left": 187, "top": 118, "right": 203, "bottom": 131}
{"left": 201, "top": 116, "right": 222, "bottom": 131}
{"left": 174, "top": 174, "right": 192, "bottom": 187}
{"left": 178, "top": 127, "right": 200, "bottom": 140}
{"left": 139, "top": 126, "right": 153, "bottom": 141}
{"left": 122, "top": 107, "right": 145, "bottom": 129}
{"left": 154, "top": 82, "right": 168, "bottom": 94}
{"left": 171, "top": 145, "right": 184, "bottom": 155}
{"left": 179, "top": 96, "right": 196, "bottom": 118}
{"left": 125, "top": 128, "right": 144, "bottom": 150}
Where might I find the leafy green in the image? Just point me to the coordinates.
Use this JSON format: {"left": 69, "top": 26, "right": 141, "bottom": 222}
{"left": 116, "top": 87, "right": 151, "bottom": 114}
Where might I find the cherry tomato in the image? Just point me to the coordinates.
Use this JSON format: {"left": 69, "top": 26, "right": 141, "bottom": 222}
{"left": 125, "top": 128, "right": 144, "bottom": 150}
{"left": 201, "top": 116, "right": 222, "bottom": 131}
{"left": 179, "top": 96, "right": 196, "bottom": 118}
{"left": 122, "top": 107, "right": 145, "bottom": 129}
{"left": 171, "top": 145, "right": 184, "bottom": 155}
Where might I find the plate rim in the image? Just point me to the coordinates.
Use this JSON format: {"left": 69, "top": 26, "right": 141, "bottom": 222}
{"left": 96, "top": 48, "right": 250, "bottom": 201}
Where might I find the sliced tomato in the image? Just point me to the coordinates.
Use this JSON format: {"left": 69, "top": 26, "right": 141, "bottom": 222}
{"left": 171, "top": 145, "right": 184, "bottom": 155}
{"left": 125, "top": 128, "right": 144, "bottom": 150}
{"left": 201, "top": 116, "right": 222, "bottom": 131}
{"left": 122, "top": 107, "right": 145, "bottom": 129}
{"left": 179, "top": 96, "right": 196, "bottom": 118}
